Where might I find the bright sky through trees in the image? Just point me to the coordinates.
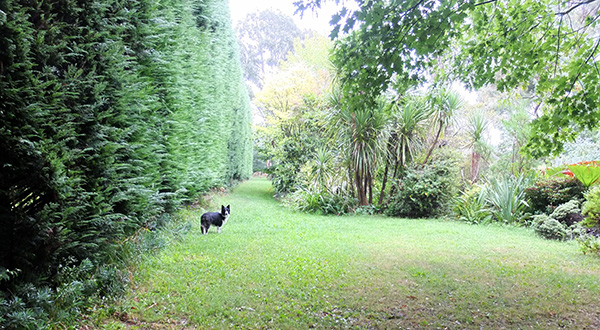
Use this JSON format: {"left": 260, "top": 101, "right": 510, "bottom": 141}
{"left": 228, "top": 0, "right": 343, "bottom": 36}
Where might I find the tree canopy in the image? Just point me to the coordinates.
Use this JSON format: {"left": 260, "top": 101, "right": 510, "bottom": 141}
{"left": 236, "top": 9, "right": 303, "bottom": 89}
{"left": 256, "top": 34, "right": 333, "bottom": 123}
{"left": 294, "top": 0, "right": 600, "bottom": 157}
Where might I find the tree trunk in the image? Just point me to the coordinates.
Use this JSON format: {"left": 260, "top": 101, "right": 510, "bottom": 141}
{"left": 348, "top": 167, "right": 355, "bottom": 198}
{"left": 388, "top": 164, "right": 399, "bottom": 198}
{"left": 379, "top": 133, "right": 398, "bottom": 206}
{"left": 471, "top": 151, "right": 481, "bottom": 182}
{"left": 423, "top": 123, "right": 443, "bottom": 165}
{"left": 389, "top": 148, "right": 404, "bottom": 198}
{"left": 378, "top": 162, "right": 389, "bottom": 206}
{"left": 367, "top": 172, "right": 373, "bottom": 205}
{"left": 355, "top": 169, "right": 367, "bottom": 206}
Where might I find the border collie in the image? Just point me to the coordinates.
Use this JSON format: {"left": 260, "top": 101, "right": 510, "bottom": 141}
{"left": 201, "top": 205, "right": 230, "bottom": 234}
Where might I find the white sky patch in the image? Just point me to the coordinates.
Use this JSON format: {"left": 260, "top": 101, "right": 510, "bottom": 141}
{"left": 228, "top": 0, "right": 348, "bottom": 36}
{"left": 451, "top": 81, "right": 478, "bottom": 106}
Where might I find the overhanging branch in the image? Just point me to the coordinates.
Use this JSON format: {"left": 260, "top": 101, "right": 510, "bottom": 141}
{"left": 556, "top": 0, "right": 599, "bottom": 16}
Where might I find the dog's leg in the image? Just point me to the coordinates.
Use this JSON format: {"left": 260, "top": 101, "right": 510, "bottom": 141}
{"left": 217, "top": 226, "right": 221, "bottom": 233}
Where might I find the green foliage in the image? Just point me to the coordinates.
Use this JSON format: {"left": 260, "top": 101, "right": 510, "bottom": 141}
{"left": 270, "top": 162, "right": 304, "bottom": 194}
{"left": 531, "top": 215, "right": 568, "bottom": 241}
{"left": 263, "top": 118, "right": 323, "bottom": 194}
{"left": 551, "top": 131, "right": 600, "bottom": 167}
{"left": 524, "top": 177, "right": 586, "bottom": 214}
{"left": 582, "top": 186, "right": 600, "bottom": 228}
{"left": 0, "top": 289, "right": 50, "bottom": 330}
{"left": 453, "top": 186, "right": 492, "bottom": 225}
{"left": 542, "top": 166, "right": 570, "bottom": 179}
{"left": 284, "top": 188, "right": 357, "bottom": 215}
{"left": 422, "top": 87, "right": 462, "bottom": 165}
{"left": 255, "top": 34, "right": 334, "bottom": 195}
{"left": 331, "top": 97, "right": 388, "bottom": 206}
{"left": 389, "top": 96, "right": 429, "bottom": 167}
{"left": 550, "top": 200, "right": 583, "bottom": 226}
{"left": 486, "top": 100, "right": 536, "bottom": 177}
{"left": 465, "top": 109, "right": 491, "bottom": 182}
{"left": 386, "top": 159, "right": 459, "bottom": 218}
{"left": 566, "top": 162, "right": 600, "bottom": 187}
{"left": 0, "top": 0, "right": 252, "bottom": 326}
{"left": 485, "top": 174, "right": 530, "bottom": 224}
{"left": 297, "top": 0, "right": 600, "bottom": 157}
{"left": 376, "top": 96, "right": 429, "bottom": 206}
{"left": 577, "top": 235, "right": 600, "bottom": 257}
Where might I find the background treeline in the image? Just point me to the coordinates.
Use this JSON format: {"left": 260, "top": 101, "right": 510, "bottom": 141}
{"left": 0, "top": 0, "right": 251, "bottom": 327}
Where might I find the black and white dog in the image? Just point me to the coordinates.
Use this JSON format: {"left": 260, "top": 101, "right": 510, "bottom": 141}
{"left": 201, "top": 205, "right": 230, "bottom": 234}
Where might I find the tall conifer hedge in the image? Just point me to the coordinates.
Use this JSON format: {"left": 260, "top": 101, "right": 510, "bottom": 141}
{"left": 0, "top": 0, "right": 251, "bottom": 325}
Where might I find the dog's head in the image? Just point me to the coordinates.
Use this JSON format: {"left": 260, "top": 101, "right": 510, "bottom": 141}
{"left": 221, "top": 205, "right": 230, "bottom": 221}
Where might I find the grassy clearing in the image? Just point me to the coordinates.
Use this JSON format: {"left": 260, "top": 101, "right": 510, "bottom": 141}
{"left": 90, "top": 177, "right": 600, "bottom": 329}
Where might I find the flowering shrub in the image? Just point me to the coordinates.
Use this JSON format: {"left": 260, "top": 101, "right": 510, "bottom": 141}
{"left": 543, "top": 161, "right": 600, "bottom": 187}
{"left": 566, "top": 161, "right": 600, "bottom": 187}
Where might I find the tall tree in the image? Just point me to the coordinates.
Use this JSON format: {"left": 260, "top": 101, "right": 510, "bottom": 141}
{"left": 330, "top": 99, "right": 387, "bottom": 206}
{"left": 498, "top": 101, "right": 535, "bottom": 175}
{"left": 236, "top": 9, "right": 303, "bottom": 89}
{"left": 422, "top": 88, "right": 462, "bottom": 165}
{"left": 378, "top": 96, "right": 429, "bottom": 205}
{"left": 256, "top": 34, "right": 333, "bottom": 124}
{"left": 466, "top": 110, "right": 491, "bottom": 182}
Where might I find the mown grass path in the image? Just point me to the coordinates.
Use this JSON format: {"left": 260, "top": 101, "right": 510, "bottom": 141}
{"left": 97, "top": 178, "right": 600, "bottom": 329}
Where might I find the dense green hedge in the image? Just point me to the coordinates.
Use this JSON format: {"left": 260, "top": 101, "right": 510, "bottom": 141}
{"left": 0, "top": 0, "right": 251, "bottom": 325}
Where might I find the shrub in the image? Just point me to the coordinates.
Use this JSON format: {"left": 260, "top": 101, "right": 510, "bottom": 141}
{"left": 453, "top": 186, "right": 492, "bottom": 224}
{"left": 531, "top": 215, "right": 568, "bottom": 241}
{"left": 582, "top": 186, "right": 600, "bottom": 229}
{"left": 485, "top": 174, "right": 530, "bottom": 224}
{"left": 568, "top": 223, "right": 589, "bottom": 240}
{"left": 355, "top": 204, "right": 378, "bottom": 216}
{"left": 269, "top": 163, "right": 303, "bottom": 195}
{"left": 550, "top": 200, "right": 583, "bottom": 226}
{"left": 0, "top": 284, "right": 53, "bottom": 330}
{"left": 524, "top": 177, "right": 586, "bottom": 214}
{"left": 386, "top": 160, "right": 459, "bottom": 218}
{"left": 577, "top": 235, "right": 600, "bottom": 257}
{"left": 284, "top": 188, "right": 357, "bottom": 215}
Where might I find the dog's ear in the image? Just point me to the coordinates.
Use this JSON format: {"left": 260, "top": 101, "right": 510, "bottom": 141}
{"left": 226, "top": 205, "right": 230, "bottom": 209}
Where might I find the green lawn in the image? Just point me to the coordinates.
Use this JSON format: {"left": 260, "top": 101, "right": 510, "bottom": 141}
{"left": 91, "top": 177, "right": 600, "bottom": 329}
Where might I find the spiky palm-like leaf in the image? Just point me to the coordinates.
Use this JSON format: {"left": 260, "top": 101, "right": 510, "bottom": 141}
{"left": 423, "top": 87, "right": 462, "bottom": 164}
{"left": 392, "top": 97, "right": 430, "bottom": 167}
{"left": 484, "top": 174, "right": 530, "bottom": 224}
{"left": 329, "top": 98, "right": 387, "bottom": 205}
{"left": 467, "top": 110, "right": 491, "bottom": 182}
